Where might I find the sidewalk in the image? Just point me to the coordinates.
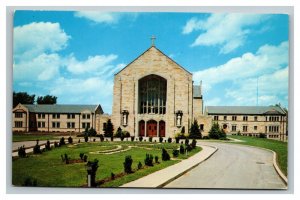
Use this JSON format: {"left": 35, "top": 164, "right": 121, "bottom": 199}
{"left": 120, "top": 144, "right": 218, "bottom": 188}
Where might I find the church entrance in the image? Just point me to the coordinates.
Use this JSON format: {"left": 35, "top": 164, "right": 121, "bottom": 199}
{"left": 147, "top": 120, "right": 157, "bottom": 137}
{"left": 139, "top": 120, "right": 145, "bottom": 136}
{"left": 159, "top": 120, "right": 165, "bottom": 137}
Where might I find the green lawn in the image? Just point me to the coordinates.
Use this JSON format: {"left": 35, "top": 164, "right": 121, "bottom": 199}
{"left": 13, "top": 134, "right": 60, "bottom": 142}
{"left": 228, "top": 135, "right": 288, "bottom": 176}
{"left": 12, "top": 141, "right": 201, "bottom": 187}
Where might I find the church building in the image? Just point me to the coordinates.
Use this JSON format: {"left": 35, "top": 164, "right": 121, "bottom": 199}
{"left": 111, "top": 40, "right": 205, "bottom": 138}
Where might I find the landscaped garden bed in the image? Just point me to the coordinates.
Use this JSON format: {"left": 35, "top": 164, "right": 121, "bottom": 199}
{"left": 12, "top": 140, "right": 201, "bottom": 187}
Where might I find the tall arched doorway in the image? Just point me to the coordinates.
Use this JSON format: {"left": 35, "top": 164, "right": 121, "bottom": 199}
{"left": 139, "top": 120, "right": 145, "bottom": 136}
{"left": 159, "top": 120, "right": 165, "bottom": 137}
{"left": 147, "top": 120, "right": 157, "bottom": 137}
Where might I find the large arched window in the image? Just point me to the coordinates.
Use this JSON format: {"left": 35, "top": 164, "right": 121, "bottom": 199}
{"left": 138, "top": 74, "right": 167, "bottom": 114}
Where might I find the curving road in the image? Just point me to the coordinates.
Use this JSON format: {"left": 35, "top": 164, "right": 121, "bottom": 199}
{"left": 164, "top": 142, "right": 286, "bottom": 189}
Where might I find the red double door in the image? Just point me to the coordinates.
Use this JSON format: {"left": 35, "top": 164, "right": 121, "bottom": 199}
{"left": 139, "top": 120, "right": 165, "bottom": 137}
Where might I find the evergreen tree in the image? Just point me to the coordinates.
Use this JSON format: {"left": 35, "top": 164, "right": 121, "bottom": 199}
{"left": 189, "top": 120, "right": 202, "bottom": 139}
{"left": 13, "top": 91, "right": 35, "bottom": 107}
{"left": 104, "top": 119, "right": 114, "bottom": 137}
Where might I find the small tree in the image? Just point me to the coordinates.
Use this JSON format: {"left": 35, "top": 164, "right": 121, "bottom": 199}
{"left": 144, "top": 154, "right": 154, "bottom": 166}
{"left": 68, "top": 136, "right": 73, "bottom": 144}
{"left": 139, "top": 136, "right": 143, "bottom": 142}
{"left": 33, "top": 140, "right": 42, "bottom": 154}
{"left": 189, "top": 120, "right": 202, "bottom": 139}
{"left": 137, "top": 161, "right": 143, "bottom": 170}
{"left": 45, "top": 140, "right": 51, "bottom": 150}
{"left": 86, "top": 159, "right": 99, "bottom": 187}
{"left": 155, "top": 156, "right": 159, "bottom": 163}
{"left": 159, "top": 137, "right": 163, "bottom": 143}
{"left": 18, "top": 145, "right": 26, "bottom": 158}
{"left": 104, "top": 119, "right": 114, "bottom": 137}
{"left": 172, "top": 149, "right": 179, "bottom": 157}
{"left": 123, "top": 155, "right": 133, "bottom": 174}
{"left": 179, "top": 145, "right": 185, "bottom": 154}
{"left": 167, "top": 137, "right": 172, "bottom": 143}
{"left": 149, "top": 137, "right": 153, "bottom": 142}
{"left": 162, "top": 148, "right": 170, "bottom": 161}
{"left": 99, "top": 134, "right": 104, "bottom": 142}
{"left": 191, "top": 139, "right": 197, "bottom": 149}
{"left": 59, "top": 137, "right": 66, "bottom": 146}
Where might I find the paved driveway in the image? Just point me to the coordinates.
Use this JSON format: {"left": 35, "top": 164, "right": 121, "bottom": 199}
{"left": 164, "top": 142, "right": 286, "bottom": 189}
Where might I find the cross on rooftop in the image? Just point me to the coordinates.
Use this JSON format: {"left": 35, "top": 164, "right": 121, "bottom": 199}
{"left": 150, "top": 35, "right": 156, "bottom": 46}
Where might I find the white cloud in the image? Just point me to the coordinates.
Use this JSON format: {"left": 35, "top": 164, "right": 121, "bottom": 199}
{"left": 225, "top": 67, "right": 288, "bottom": 106}
{"left": 14, "top": 53, "right": 61, "bottom": 81}
{"left": 193, "top": 41, "right": 288, "bottom": 90}
{"left": 74, "top": 11, "right": 139, "bottom": 25}
{"left": 65, "top": 54, "right": 118, "bottom": 74}
{"left": 183, "top": 14, "right": 268, "bottom": 53}
{"left": 14, "top": 22, "right": 70, "bottom": 61}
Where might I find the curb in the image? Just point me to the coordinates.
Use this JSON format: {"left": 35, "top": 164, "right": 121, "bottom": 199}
{"left": 157, "top": 144, "right": 218, "bottom": 188}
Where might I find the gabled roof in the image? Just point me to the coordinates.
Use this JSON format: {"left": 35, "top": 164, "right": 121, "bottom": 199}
{"left": 115, "top": 46, "right": 192, "bottom": 76}
{"left": 22, "top": 104, "right": 103, "bottom": 114}
{"left": 206, "top": 106, "right": 286, "bottom": 115}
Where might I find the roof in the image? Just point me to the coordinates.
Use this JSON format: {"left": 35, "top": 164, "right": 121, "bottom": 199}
{"left": 206, "top": 106, "right": 286, "bottom": 115}
{"left": 22, "top": 104, "right": 103, "bottom": 114}
{"left": 193, "top": 85, "right": 202, "bottom": 98}
{"left": 115, "top": 46, "right": 192, "bottom": 76}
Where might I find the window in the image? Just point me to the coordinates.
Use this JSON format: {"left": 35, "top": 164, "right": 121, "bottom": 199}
{"left": 224, "top": 116, "right": 227, "bottom": 121}
{"left": 37, "top": 122, "right": 45, "bottom": 128}
{"left": 67, "top": 122, "right": 75, "bottom": 128}
{"left": 200, "top": 124, "right": 204, "bottom": 131}
{"left": 214, "top": 116, "right": 219, "bottom": 121}
{"left": 232, "top": 116, "right": 237, "bottom": 121}
{"left": 254, "top": 126, "right": 257, "bottom": 131}
{"left": 269, "top": 116, "right": 280, "bottom": 121}
{"left": 82, "top": 122, "right": 90, "bottom": 129}
{"left": 243, "top": 126, "right": 248, "bottom": 132}
{"left": 15, "top": 112, "right": 23, "bottom": 118}
{"left": 269, "top": 126, "right": 279, "bottom": 133}
{"left": 38, "top": 113, "right": 45, "bottom": 119}
{"left": 254, "top": 116, "right": 258, "bottom": 121}
{"left": 52, "top": 122, "right": 60, "bottom": 128}
{"left": 52, "top": 114, "right": 60, "bottom": 119}
{"left": 243, "top": 116, "right": 248, "bottom": 121}
{"left": 15, "top": 121, "right": 23, "bottom": 127}
{"left": 87, "top": 114, "right": 90, "bottom": 119}
{"left": 67, "top": 114, "right": 75, "bottom": 119}
{"left": 232, "top": 125, "right": 237, "bottom": 132}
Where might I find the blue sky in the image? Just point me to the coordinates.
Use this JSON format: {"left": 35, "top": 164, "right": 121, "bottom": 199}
{"left": 13, "top": 11, "right": 289, "bottom": 114}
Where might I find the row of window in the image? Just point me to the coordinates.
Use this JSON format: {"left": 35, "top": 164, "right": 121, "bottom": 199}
{"left": 14, "top": 121, "right": 91, "bottom": 129}
{"left": 230, "top": 125, "right": 279, "bottom": 133}
{"left": 214, "top": 115, "right": 282, "bottom": 122}
{"left": 15, "top": 113, "right": 91, "bottom": 119}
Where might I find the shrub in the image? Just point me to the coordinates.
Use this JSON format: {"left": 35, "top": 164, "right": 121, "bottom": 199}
{"left": 22, "top": 177, "right": 37, "bottom": 186}
{"left": 99, "top": 134, "right": 104, "bottom": 142}
{"left": 179, "top": 145, "right": 185, "bottom": 154}
{"left": 144, "top": 154, "right": 153, "bottom": 166}
{"left": 191, "top": 139, "right": 197, "bottom": 149}
{"left": 115, "top": 127, "right": 122, "bottom": 138}
{"left": 185, "top": 144, "right": 192, "bottom": 152}
{"left": 149, "top": 137, "right": 153, "bottom": 142}
{"left": 79, "top": 153, "right": 84, "bottom": 160}
{"left": 185, "top": 138, "right": 189, "bottom": 145}
{"left": 59, "top": 137, "right": 66, "bottom": 146}
{"left": 139, "top": 136, "right": 143, "bottom": 142}
{"left": 61, "top": 154, "right": 70, "bottom": 164}
{"left": 137, "top": 161, "right": 143, "bottom": 170}
{"left": 83, "top": 155, "right": 88, "bottom": 162}
{"left": 168, "top": 137, "right": 172, "bottom": 143}
{"left": 84, "top": 135, "right": 88, "bottom": 142}
{"left": 111, "top": 172, "right": 115, "bottom": 180}
{"left": 237, "top": 131, "right": 241, "bottom": 136}
{"left": 110, "top": 136, "right": 114, "bottom": 141}
{"left": 86, "top": 159, "right": 99, "bottom": 187}
{"left": 259, "top": 133, "right": 267, "bottom": 138}
{"left": 120, "top": 135, "right": 125, "bottom": 141}
{"left": 68, "top": 136, "right": 73, "bottom": 144}
{"left": 78, "top": 139, "right": 81, "bottom": 143}
{"left": 175, "top": 137, "right": 180, "bottom": 143}
{"left": 93, "top": 138, "right": 96, "bottom": 142}
{"left": 155, "top": 156, "right": 159, "bottom": 163}
{"left": 88, "top": 127, "right": 97, "bottom": 137}
{"left": 18, "top": 145, "right": 26, "bottom": 158}
{"left": 54, "top": 141, "right": 58, "bottom": 147}
{"left": 202, "top": 136, "right": 209, "bottom": 140}
{"left": 123, "top": 155, "right": 133, "bottom": 174}
{"left": 159, "top": 137, "right": 163, "bottom": 143}
{"left": 131, "top": 136, "right": 135, "bottom": 142}
{"left": 33, "top": 140, "right": 42, "bottom": 154}
{"left": 123, "top": 131, "right": 130, "bottom": 138}
{"left": 45, "top": 140, "right": 51, "bottom": 150}
{"left": 172, "top": 149, "right": 179, "bottom": 158}
{"left": 162, "top": 148, "right": 170, "bottom": 161}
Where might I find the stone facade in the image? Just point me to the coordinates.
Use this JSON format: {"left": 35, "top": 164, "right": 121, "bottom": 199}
{"left": 111, "top": 46, "right": 202, "bottom": 138}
